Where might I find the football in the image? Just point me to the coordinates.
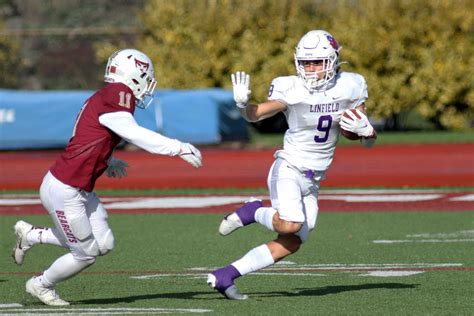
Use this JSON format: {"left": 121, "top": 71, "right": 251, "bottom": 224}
{"left": 340, "top": 109, "right": 361, "bottom": 140}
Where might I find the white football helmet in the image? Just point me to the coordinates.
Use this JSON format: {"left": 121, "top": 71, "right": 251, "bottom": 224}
{"left": 104, "top": 49, "right": 157, "bottom": 109}
{"left": 294, "top": 30, "right": 341, "bottom": 91}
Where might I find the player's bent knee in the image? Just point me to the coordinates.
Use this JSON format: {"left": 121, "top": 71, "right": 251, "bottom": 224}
{"left": 71, "top": 251, "right": 97, "bottom": 264}
{"left": 98, "top": 229, "right": 114, "bottom": 256}
{"left": 79, "top": 235, "right": 101, "bottom": 257}
{"left": 80, "top": 257, "right": 96, "bottom": 266}
{"left": 296, "top": 224, "right": 312, "bottom": 243}
{"left": 275, "top": 220, "right": 302, "bottom": 235}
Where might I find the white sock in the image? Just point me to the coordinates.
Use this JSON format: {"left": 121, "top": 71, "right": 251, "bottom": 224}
{"left": 27, "top": 227, "right": 65, "bottom": 247}
{"left": 39, "top": 253, "right": 95, "bottom": 287}
{"left": 254, "top": 207, "right": 276, "bottom": 231}
{"left": 232, "top": 244, "right": 275, "bottom": 276}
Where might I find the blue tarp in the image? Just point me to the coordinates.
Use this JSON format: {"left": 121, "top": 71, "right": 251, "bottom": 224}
{"left": 0, "top": 88, "right": 248, "bottom": 149}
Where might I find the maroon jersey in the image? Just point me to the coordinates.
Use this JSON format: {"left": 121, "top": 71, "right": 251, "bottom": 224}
{"left": 50, "top": 83, "right": 136, "bottom": 191}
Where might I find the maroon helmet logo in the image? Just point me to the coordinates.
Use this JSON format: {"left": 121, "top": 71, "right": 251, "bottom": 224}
{"left": 134, "top": 58, "right": 149, "bottom": 73}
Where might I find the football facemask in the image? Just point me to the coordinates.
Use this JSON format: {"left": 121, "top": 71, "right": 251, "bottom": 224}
{"left": 294, "top": 30, "right": 340, "bottom": 92}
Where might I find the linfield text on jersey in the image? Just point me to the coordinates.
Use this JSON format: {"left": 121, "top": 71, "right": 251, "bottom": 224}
{"left": 309, "top": 102, "right": 340, "bottom": 113}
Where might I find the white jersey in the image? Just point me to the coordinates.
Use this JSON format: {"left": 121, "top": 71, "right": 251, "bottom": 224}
{"left": 269, "top": 72, "right": 368, "bottom": 172}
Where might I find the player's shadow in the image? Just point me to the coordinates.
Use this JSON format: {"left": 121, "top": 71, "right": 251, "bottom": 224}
{"left": 77, "top": 283, "right": 418, "bottom": 304}
{"left": 256, "top": 282, "right": 418, "bottom": 298}
{"left": 78, "top": 291, "right": 213, "bottom": 304}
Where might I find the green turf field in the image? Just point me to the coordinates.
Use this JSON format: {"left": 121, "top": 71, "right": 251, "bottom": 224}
{"left": 1, "top": 209, "right": 473, "bottom": 315}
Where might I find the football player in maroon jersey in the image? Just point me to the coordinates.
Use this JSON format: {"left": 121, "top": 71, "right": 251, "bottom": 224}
{"left": 12, "top": 49, "right": 203, "bottom": 306}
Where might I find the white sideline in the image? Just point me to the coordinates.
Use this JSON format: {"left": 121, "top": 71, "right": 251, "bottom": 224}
{"left": 2, "top": 191, "right": 473, "bottom": 208}
{"left": 450, "top": 194, "right": 474, "bottom": 201}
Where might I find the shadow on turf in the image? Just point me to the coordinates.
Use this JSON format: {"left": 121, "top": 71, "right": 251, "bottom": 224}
{"left": 77, "top": 291, "right": 213, "bottom": 304}
{"left": 77, "top": 283, "right": 418, "bottom": 303}
{"left": 259, "top": 283, "right": 419, "bottom": 298}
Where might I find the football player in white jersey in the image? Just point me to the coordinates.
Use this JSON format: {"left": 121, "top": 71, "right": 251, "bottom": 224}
{"left": 207, "top": 30, "right": 377, "bottom": 300}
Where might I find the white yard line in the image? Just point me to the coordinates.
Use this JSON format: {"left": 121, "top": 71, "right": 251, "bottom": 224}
{"left": 132, "top": 262, "right": 463, "bottom": 280}
{"left": 190, "top": 263, "right": 462, "bottom": 270}
{"left": 319, "top": 194, "right": 442, "bottom": 202}
{"left": 360, "top": 271, "right": 424, "bottom": 277}
{"left": 373, "top": 239, "right": 474, "bottom": 243}
{"left": 320, "top": 189, "right": 449, "bottom": 194}
{"left": 0, "top": 304, "right": 22, "bottom": 308}
{"left": 407, "top": 230, "right": 474, "bottom": 238}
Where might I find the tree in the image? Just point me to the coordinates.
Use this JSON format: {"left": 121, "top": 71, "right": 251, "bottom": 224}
{"left": 6, "top": 0, "right": 470, "bottom": 129}
{"left": 135, "top": 0, "right": 472, "bottom": 130}
{"left": 1, "top": 0, "right": 144, "bottom": 90}
{"left": 0, "top": 20, "right": 23, "bottom": 88}
{"left": 331, "top": 0, "right": 474, "bottom": 130}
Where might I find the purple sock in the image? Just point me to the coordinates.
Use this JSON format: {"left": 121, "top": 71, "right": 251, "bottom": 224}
{"left": 235, "top": 200, "right": 262, "bottom": 225}
{"left": 212, "top": 265, "right": 242, "bottom": 293}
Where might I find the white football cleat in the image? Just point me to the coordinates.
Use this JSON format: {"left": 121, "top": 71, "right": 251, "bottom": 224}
{"left": 207, "top": 273, "right": 248, "bottom": 300}
{"left": 218, "top": 198, "right": 262, "bottom": 236}
{"left": 219, "top": 213, "right": 243, "bottom": 236}
{"left": 12, "top": 220, "right": 33, "bottom": 265}
{"left": 26, "top": 277, "right": 70, "bottom": 306}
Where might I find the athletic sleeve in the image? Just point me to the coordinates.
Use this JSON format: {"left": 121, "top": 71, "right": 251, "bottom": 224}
{"left": 98, "top": 111, "right": 182, "bottom": 156}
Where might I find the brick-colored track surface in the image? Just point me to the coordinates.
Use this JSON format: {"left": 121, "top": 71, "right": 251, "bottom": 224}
{"left": 1, "top": 144, "right": 473, "bottom": 190}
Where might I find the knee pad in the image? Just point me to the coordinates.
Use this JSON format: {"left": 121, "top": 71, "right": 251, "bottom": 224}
{"left": 98, "top": 229, "right": 114, "bottom": 256}
{"left": 79, "top": 234, "right": 101, "bottom": 257}
{"left": 72, "top": 253, "right": 97, "bottom": 266}
{"left": 68, "top": 213, "right": 100, "bottom": 257}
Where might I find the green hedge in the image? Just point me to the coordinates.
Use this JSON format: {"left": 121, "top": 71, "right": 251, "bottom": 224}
{"left": 95, "top": 0, "right": 473, "bottom": 130}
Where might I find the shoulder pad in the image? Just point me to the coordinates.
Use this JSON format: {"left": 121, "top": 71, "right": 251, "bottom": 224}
{"left": 101, "top": 83, "right": 136, "bottom": 112}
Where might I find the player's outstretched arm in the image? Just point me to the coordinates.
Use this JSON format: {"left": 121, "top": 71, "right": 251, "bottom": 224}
{"left": 231, "top": 71, "right": 286, "bottom": 122}
{"left": 98, "top": 111, "right": 202, "bottom": 168}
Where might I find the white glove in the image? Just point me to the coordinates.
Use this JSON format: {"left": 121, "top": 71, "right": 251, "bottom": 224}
{"left": 179, "top": 142, "right": 203, "bottom": 168}
{"left": 106, "top": 156, "right": 129, "bottom": 178}
{"left": 231, "top": 71, "right": 251, "bottom": 108}
{"left": 340, "top": 109, "right": 375, "bottom": 138}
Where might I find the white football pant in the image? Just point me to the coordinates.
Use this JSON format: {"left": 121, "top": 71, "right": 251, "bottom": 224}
{"left": 40, "top": 171, "right": 114, "bottom": 259}
{"left": 36, "top": 172, "right": 114, "bottom": 287}
{"left": 267, "top": 158, "right": 322, "bottom": 242}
